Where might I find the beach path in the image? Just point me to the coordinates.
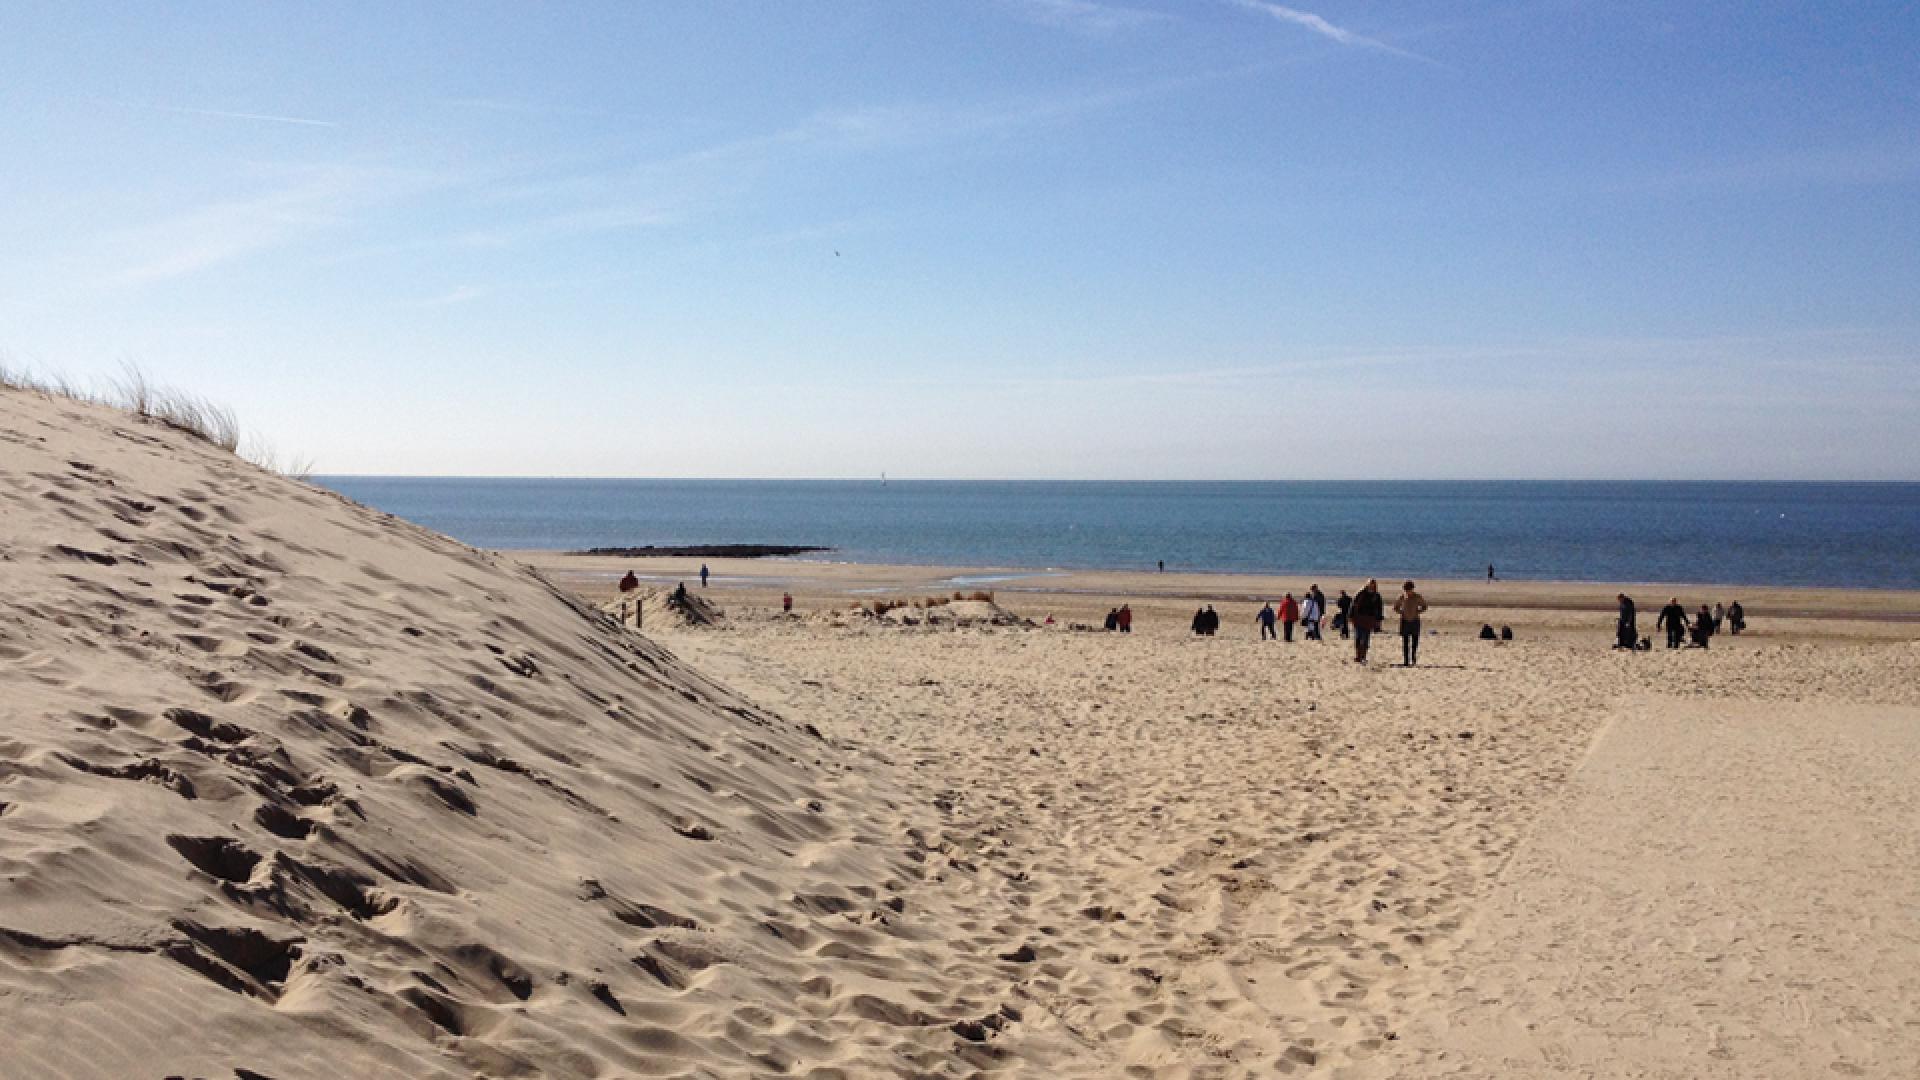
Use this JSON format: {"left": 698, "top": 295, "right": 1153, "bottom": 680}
{"left": 1401, "top": 698, "right": 1920, "bottom": 1078}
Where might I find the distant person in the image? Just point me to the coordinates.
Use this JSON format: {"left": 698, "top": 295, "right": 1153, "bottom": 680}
{"left": 672, "top": 581, "right": 689, "bottom": 606}
{"left": 1713, "top": 602, "right": 1726, "bottom": 633}
{"left": 1351, "top": 579, "right": 1384, "bottom": 664}
{"left": 1303, "top": 585, "right": 1325, "bottom": 641}
{"left": 1393, "top": 580, "right": 1429, "bottom": 666}
{"left": 1488, "top": 563, "right": 1496, "bottom": 582}
{"left": 1334, "top": 589, "right": 1353, "bottom": 639}
{"left": 1479, "top": 623, "right": 1497, "bottom": 640}
{"left": 1500, "top": 625, "right": 1514, "bottom": 641}
{"left": 1728, "top": 601, "right": 1746, "bottom": 635}
{"left": 1279, "top": 593, "right": 1299, "bottom": 642}
{"left": 1204, "top": 605, "right": 1219, "bottom": 636}
{"left": 1657, "top": 597, "right": 1688, "bottom": 649}
{"left": 1616, "top": 593, "right": 1638, "bottom": 650}
{"left": 699, "top": 563, "right": 710, "bottom": 588}
{"left": 1158, "top": 560, "right": 1164, "bottom": 573}
{"left": 1256, "top": 602, "right": 1277, "bottom": 641}
{"left": 1192, "top": 607, "right": 1208, "bottom": 636}
{"left": 1104, "top": 608, "right": 1120, "bottom": 632}
{"left": 1691, "top": 604, "right": 1716, "bottom": 648}
{"left": 782, "top": 591, "right": 793, "bottom": 613}
{"left": 618, "top": 570, "right": 640, "bottom": 594}
{"left": 1117, "top": 604, "right": 1132, "bottom": 633}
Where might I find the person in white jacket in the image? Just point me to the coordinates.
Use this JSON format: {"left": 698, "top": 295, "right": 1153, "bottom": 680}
{"left": 1301, "top": 588, "right": 1324, "bottom": 641}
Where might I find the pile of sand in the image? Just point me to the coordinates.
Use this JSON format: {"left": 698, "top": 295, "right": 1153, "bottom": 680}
{"left": 858, "top": 599, "right": 1033, "bottom": 629}
{"left": 0, "top": 389, "right": 1065, "bottom": 1078}
{"left": 598, "top": 586, "right": 725, "bottom": 630}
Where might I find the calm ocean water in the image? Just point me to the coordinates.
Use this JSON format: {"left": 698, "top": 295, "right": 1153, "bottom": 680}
{"left": 314, "top": 479, "right": 1920, "bottom": 590}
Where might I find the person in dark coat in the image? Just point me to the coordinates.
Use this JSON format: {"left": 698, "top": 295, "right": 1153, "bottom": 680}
{"left": 1105, "top": 608, "right": 1120, "bottom": 632}
{"left": 1334, "top": 590, "right": 1353, "bottom": 639}
{"left": 1616, "top": 593, "right": 1638, "bottom": 649}
{"left": 1657, "top": 598, "right": 1688, "bottom": 649}
{"left": 1256, "top": 602, "right": 1277, "bottom": 641}
{"left": 1192, "top": 608, "right": 1207, "bottom": 636}
{"left": 1350, "top": 579, "right": 1385, "bottom": 664}
{"left": 1728, "top": 601, "right": 1746, "bottom": 635}
{"left": 1691, "top": 604, "right": 1716, "bottom": 648}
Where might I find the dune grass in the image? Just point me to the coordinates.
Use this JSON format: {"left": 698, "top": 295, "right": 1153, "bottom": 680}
{"left": 0, "top": 361, "right": 313, "bottom": 477}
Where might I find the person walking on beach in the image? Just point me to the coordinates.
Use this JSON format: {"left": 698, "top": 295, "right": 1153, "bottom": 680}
{"left": 1487, "top": 563, "right": 1496, "bottom": 582}
{"left": 1279, "top": 593, "right": 1299, "bottom": 642}
{"left": 1728, "top": 601, "right": 1746, "bottom": 635}
{"left": 1713, "top": 602, "right": 1726, "bottom": 633}
{"left": 1302, "top": 587, "right": 1324, "bottom": 641}
{"left": 1117, "top": 604, "right": 1133, "bottom": 633}
{"left": 1192, "top": 607, "right": 1208, "bottom": 636}
{"left": 1334, "top": 589, "right": 1353, "bottom": 639}
{"left": 1158, "top": 560, "right": 1164, "bottom": 573}
{"left": 699, "top": 563, "right": 710, "bottom": 588}
{"left": 1616, "top": 593, "right": 1638, "bottom": 649}
{"left": 1204, "top": 605, "right": 1220, "bottom": 636}
{"left": 1394, "top": 580, "right": 1429, "bottom": 666}
{"left": 1256, "top": 602, "right": 1277, "bottom": 640}
{"left": 1657, "top": 598, "right": 1688, "bottom": 649}
{"left": 782, "top": 591, "right": 793, "bottom": 613}
{"left": 1351, "top": 579, "right": 1385, "bottom": 663}
{"left": 1104, "top": 608, "right": 1120, "bottom": 632}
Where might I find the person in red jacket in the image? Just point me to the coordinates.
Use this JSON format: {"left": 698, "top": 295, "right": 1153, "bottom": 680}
{"left": 1279, "top": 593, "right": 1300, "bottom": 642}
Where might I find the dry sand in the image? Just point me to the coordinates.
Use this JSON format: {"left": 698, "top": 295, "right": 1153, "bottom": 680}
{"left": 4, "top": 385, "right": 1918, "bottom": 1078}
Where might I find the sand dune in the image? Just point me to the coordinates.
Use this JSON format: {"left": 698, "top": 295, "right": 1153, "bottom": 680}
{"left": 0, "top": 390, "right": 1070, "bottom": 1077}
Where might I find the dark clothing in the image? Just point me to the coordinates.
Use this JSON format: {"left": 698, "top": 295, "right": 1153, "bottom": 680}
{"left": 1400, "top": 620, "right": 1421, "bottom": 665}
{"left": 1257, "top": 605, "right": 1276, "bottom": 641}
{"left": 1617, "top": 597, "right": 1637, "bottom": 649}
{"left": 1117, "top": 606, "right": 1132, "bottom": 633}
{"left": 1657, "top": 603, "right": 1688, "bottom": 649}
{"left": 1692, "top": 609, "right": 1715, "bottom": 648}
{"left": 1352, "top": 587, "right": 1385, "bottom": 662}
{"left": 1351, "top": 588, "right": 1385, "bottom": 629}
{"left": 1334, "top": 593, "right": 1353, "bottom": 638}
{"left": 1104, "top": 610, "right": 1119, "bottom": 632}
{"left": 618, "top": 571, "right": 639, "bottom": 593}
{"left": 1728, "top": 603, "right": 1746, "bottom": 634}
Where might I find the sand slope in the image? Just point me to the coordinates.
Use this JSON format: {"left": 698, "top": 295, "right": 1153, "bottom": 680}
{"left": 0, "top": 391, "right": 1059, "bottom": 1078}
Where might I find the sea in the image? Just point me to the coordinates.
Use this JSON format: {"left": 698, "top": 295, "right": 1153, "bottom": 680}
{"left": 313, "top": 478, "right": 1920, "bottom": 590}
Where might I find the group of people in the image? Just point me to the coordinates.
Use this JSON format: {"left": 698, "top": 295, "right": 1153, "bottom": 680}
{"left": 1101, "top": 604, "right": 1135, "bottom": 633}
{"left": 1174, "top": 579, "right": 1433, "bottom": 666}
{"left": 1617, "top": 595, "right": 1747, "bottom": 650}
{"left": 1254, "top": 587, "right": 1329, "bottom": 642}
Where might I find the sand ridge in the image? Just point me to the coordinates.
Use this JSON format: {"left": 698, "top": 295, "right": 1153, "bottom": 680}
{"left": 0, "top": 390, "right": 1082, "bottom": 1077}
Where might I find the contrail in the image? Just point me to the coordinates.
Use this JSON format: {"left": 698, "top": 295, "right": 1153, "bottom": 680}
{"left": 1227, "top": 0, "right": 1438, "bottom": 64}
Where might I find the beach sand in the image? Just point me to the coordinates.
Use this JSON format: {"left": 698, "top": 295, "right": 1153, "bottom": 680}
{"left": 533, "top": 555, "right": 1920, "bottom": 1076}
{"left": 4, "top": 383, "right": 1917, "bottom": 1078}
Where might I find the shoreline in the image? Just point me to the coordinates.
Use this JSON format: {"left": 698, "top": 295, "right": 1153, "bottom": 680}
{"left": 513, "top": 550, "right": 1920, "bottom": 625}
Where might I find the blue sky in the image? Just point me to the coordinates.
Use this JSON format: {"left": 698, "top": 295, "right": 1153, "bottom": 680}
{"left": 2, "top": 1, "right": 1916, "bottom": 479}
